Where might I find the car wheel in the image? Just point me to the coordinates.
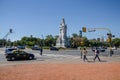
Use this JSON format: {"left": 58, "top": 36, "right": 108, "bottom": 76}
{"left": 11, "top": 57, "right": 15, "bottom": 61}
{"left": 29, "top": 56, "right": 33, "bottom": 60}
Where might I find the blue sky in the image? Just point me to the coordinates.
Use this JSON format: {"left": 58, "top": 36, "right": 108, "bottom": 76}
{"left": 0, "top": 0, "right": 120, "bottom": 41}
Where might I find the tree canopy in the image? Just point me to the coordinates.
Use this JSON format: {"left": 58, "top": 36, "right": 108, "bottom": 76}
{"left": 0, "top": 34, "right": 119, "bottom": 48}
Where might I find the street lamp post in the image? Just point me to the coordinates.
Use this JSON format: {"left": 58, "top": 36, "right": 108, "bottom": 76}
{"left": 3, "top": 29, "right": 13, "bottom": 47}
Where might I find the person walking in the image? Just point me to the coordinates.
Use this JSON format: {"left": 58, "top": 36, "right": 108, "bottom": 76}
{"left": 110, "top": 49, "right": 114, "bottom": 57}
{"left": 80, "top": 48, "right": 83, "bottom": 59}
{"left": 40, "top": 47, "right": 43, "bottom": 56}
{"left": 83, "top": 48, "right": 88, "bottom": 61}
{"left": 93, "top": 48, "right": 101, "bottom": 61}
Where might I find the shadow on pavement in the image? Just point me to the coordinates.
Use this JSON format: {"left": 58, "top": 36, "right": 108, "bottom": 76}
{"left": 100, "top": 60, "right": 107, "bottom": 62}
{"left": 87, "top": 60, "right": 107, "bottom": 63}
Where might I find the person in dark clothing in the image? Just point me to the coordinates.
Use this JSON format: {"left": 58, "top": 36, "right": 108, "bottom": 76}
{"left": 94, "top": 48, "right": 101, "bottom": 61}
{"left": 40, "top": 47, "right": 43, "bottom": 56}
{"left": 80, "top": 48, "right": 83, "bottom": 59}
{"left": 110, "top": 49, "right": 114, "bottom": 56}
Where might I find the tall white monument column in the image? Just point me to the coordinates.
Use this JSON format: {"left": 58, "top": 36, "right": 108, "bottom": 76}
{"left": 56, "top": 18, "right": 67, "bottom": 48}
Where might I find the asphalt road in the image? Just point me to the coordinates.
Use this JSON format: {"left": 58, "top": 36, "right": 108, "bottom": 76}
{"left": 0, "top": 48, "right": 120, "bottom": 66}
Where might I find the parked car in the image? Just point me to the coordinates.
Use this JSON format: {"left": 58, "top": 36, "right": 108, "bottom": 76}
{"left": 17, "top": 46, "right": 25, "bottom": 49}
{"left": 32, "top": 45, "right": 41, "bottom": 50}
{"left": 50, "top": 47, "right": 59, "bottom": 51}
{"left": 5, "top": 48, "right": 17, "bottom": 54}
{"left": 5, "top": 50, "right": 35, "bottom": 61}
{"left": 99, "top": 48, "right": 105, "bottom": 52}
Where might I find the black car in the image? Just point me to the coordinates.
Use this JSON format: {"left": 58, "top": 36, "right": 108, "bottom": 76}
{"left": 17, "top": 46, "right": 25, "bottom": 49}
{"left": 5, "top": 48, "right": 17, "bottom": 54}
{"left": 32, "top": 46, "right": 41, "bottom": 50}
{"left": 5, "top": 50, "right": 35, "bottom": 61}
{"left": 50, "top": 47, "right": 59, "bottom": 51}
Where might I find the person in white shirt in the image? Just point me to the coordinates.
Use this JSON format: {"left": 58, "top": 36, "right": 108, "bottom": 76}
{"left": 83, "top": 48, "right": 88, "bottom": 61}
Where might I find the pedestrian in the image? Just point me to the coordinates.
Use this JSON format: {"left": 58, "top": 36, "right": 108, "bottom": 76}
{"left": 80, "top": 48, "right": 83, "bottom": 59}
{"left": 110, "top": 49, "right": 113, "bottom": 57}
{"left": 40, "top": 47, "right": 43, "bottom": 56}
{"left": 83, "top": 48, "right": 88, "bottom": 61}
{"left": 93, "top": 48, "right": 101, "bottom": 61}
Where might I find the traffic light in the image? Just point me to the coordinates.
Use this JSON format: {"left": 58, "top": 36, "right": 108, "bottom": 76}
{"left": 79, "top": 30, "right": 82, "bottom": 37}
{"left": 107, "top": 37, "right": 111, "bottom": 43}
{"left": 82, "top": 27, "right": 86, "bottom": 32}
{"left": 112, "top": 35, "right": 115, "bottom": 37}
{"left": 107, "top": 33, "right": 112, "bottom": 43}
{"left": 107, "top": 33, "right": 112, "bottom": 37}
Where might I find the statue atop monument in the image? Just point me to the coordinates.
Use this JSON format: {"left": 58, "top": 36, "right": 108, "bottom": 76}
{"left": 56, "top": 18, "right": 69, "bottom": 48}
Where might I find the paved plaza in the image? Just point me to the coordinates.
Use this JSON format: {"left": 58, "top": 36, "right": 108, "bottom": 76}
{"left": 0, "top": 48, "right": 120, "bottom": 80}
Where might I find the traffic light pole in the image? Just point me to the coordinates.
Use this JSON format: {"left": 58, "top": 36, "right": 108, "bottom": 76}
{"left": 93, "top": 28, "right": 112, "bottom": 56}
{"left": 82, "top": 27, "right": 113, "bottom": 56}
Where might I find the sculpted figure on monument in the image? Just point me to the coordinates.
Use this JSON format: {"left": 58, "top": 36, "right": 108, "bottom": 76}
{"left": 56, "top": 18, "right": 69, "bottom": 48}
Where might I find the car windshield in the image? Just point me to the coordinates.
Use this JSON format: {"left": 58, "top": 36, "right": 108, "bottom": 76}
{"left": 12, "top": 50, "right": 26, "bottom": 54}
{"left": 8, "top": 48, "right": 16, "bottom": 51}
{"left": 5, "top": 48, "right": 17, "bottom": 52}
{"left": 20, "top": 51, "right": 27, "bottom": 54}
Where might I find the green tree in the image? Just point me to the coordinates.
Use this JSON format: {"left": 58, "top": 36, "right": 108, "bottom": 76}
{"left": 72, "top": 33, "right": 79, "bottom": 37}
{"left": 112, "top": 38, "right": 120, "bottom": 47}
{"left": 82, "top": 37, "right": 89, "bottom": 46}
{"left": 89, "top": 39, "right": 109, "bottom": 47}
{"left": 0, "top": 39, "right": 6, "bottom": 47}
{"left": 70, "top": 35, "right": 89, "bottom": 48}
{"left": 13, "top": 41, "right": 17, "bottom": 46}
{"left": 45, "top": 35, "right": 55, "bottom": 47}
{"left": 13, "top": 36, "right": 42, "bottom": 47}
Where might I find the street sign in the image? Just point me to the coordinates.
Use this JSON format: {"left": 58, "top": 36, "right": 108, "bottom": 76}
{"left": 88, "top": 29, "right": 96, "bottom": 32}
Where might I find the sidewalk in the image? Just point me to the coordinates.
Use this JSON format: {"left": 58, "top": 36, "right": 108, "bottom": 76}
{"left": 0, "top": 63, "right": 120, "bottom": 80}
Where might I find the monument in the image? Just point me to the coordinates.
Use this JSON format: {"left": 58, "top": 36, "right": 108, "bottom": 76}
{"left": 56, "top": 18, "right": 70, "bottom": 48}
